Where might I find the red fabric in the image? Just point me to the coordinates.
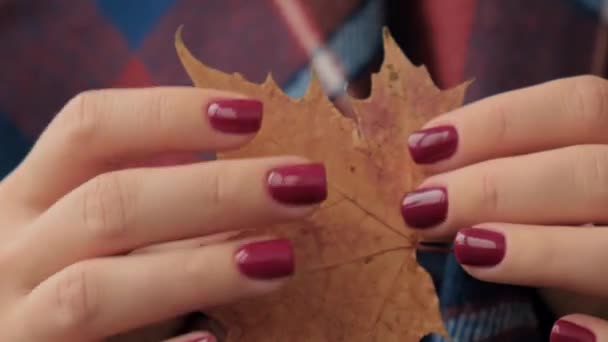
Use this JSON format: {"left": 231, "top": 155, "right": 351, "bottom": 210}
{"left": 418, "top": 0, "right": 477, "bottom": 89}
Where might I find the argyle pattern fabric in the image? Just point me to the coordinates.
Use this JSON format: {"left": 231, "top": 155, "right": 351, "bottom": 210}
{"left": 0, "top": 1, "right": 606, "bottom": 341}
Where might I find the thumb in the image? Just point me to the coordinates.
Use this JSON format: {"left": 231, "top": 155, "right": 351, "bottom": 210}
{"left": 551, "top": 314, "right": 608, "bottom": 341}
{"left": 162, "top": 331, "right": 216, "bottom": 342}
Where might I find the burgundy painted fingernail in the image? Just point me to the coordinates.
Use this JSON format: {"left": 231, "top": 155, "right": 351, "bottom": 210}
{"left": 267, "top": 163, "right": 327, "bottom": 205}
{"left": 401, "top": 187, "right": 448, "bottom": 228}
{"left": 236, "top": 239, "right": 294, "bottom": 280}
{"left": 454, "top": 228, "right": 505, "bottom": 267}
{"left": 185, "top": 335, "right": 216, "bottom": 342}
{"left": 408, "top": 125, "right": 458, "bottom": 164}
{"left": 206, "top": 99, "right": 263, "bottom": 133}
{"left": 551, "top": 320, "right": 596, "bottom": 342}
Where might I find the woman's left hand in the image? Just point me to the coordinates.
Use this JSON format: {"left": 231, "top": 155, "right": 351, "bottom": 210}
{"left": 402, "top": 75, "right": 608, "bottom": 341}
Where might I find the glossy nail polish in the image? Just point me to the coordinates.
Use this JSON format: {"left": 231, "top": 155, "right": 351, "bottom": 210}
{"left": 408, "top": 125, "right": 458, "bottom": 164}
{"left": 267, "top": 163, "right": 327, "bottom": 205}
{"left": 401, "top": 187, "right": 448, "bottom": 228}
{"left": 551, "top": 320, "right": 596, "bottom": 342}
{"left": 236, "top": 239, "right": 295, "bottom": 280}
{"left": 185, "top": 335, "right": 216, "bottom": 342}
{"left": 206, "top": 99, "right": 263, "bottom": 133}
{"left": 454, "top": 228, "right": 505, "bottom": 267}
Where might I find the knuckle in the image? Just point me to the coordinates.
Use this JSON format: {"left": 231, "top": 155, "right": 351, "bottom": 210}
{"left": 0, "top": 245, "right": 20, "bottom": 289}
{"left": 81, "top": 172, "right": 135, "bottom": 242}
{"left": 574, "top": 147, "right": 608, "bottom": 202}
{"left": 486, "top": 102, "right": 511, "bottom": 144}
{"left": 54, "top": 264, "right": 98, "bottom": 329}
{"left": 56, "top": 90, "right": 108, "bottom": 143}
{"left": 145, "top": 90, "right": 173, "bottom": 130}
{"left": 178, "top": 251, "right": 203, "bottom": 281}
{"left": 0, "top": 246, "right": 14, "bottom": 269}
{"left": 480, "top": 171, "right": 501, "bottom": 215}
{"left": 567, "top": 75, "right": 608, "bottom": 130}
{"left": 137, "top": 89, "right": 175, "bottom": 150}
{"left": 204, "top": 167, "right": 228, "bottom": 207}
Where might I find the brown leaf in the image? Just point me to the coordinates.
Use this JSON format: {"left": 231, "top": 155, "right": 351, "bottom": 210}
{"left": 176, "top": 26, "right": 470, "bottom": 342}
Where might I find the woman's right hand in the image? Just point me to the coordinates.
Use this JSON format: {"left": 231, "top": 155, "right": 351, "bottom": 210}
{"left": 0, "top": 87, "right": 327, "bottom": 341}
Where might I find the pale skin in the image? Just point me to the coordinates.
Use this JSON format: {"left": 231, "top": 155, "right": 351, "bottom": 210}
{"left": 0, "top": 88, "right": 324, "bottom": 341}
{"left": 410, "top": 75, "right": 608, "bottom": 341}
{"left": 0, "top": 75, "right": 607, "bottom": 341}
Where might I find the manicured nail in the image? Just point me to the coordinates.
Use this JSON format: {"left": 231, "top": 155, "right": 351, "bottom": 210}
{"left": 184, "top": 335, "right": 216, "bottom": 342}
{"left": 401, "top": 187, "right": 448, "bottom": 229}
{"left": 206, "top": 98, "right": 263, "bottom": 134}
{"left": 267, "top": 163, "right": 327, "bottom": 205}
{"left": 454, "top": 228, "right": 505, "bottom": 267}
{"left": 408, "top": 125, "right": 458, "bottom": 164}
{"left": 551, "top": 320, "right": 596, "bottom": 342}
{"left": 236, "top": 239, "right": 295, "bottom": 280}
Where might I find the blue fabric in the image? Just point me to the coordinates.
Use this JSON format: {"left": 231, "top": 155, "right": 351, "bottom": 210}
{"left": 284, "top": 0, "right": 385, "bottom": 98}
{"left": 0, "top": 111, "right": 30, "bottom": 180}
{"left": 419, "top": 251, "right": 551, "bottom": 341}
{"left": 572, "top": 0, "right": 604, "bottom": 13}
{"left": 96, "top": 0, "right": 177, "bottom": 48}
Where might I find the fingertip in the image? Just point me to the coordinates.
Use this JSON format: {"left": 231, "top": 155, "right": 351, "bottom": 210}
{"left": 452, "top": 227, "right": 510, "bottom": 283}
{"left": 234, "top": 238, "right": 295, "bottom": 281}
{"left": 400, "top": 185, "right": 448, "bottom": 231}
{"left": 190, "top": 88, "right": 265, "bottom": 151}
{"left": 205, "top": 97, "right": 263, "bottom": 135}
{"left": 408, "top": 113, "right": 464, "bottom": 172}
{"left": 453, "top": 227, "right": 506, "bottom": 268}
{"left": 259, "top": 157, "right": 327, "bottom": 217}
{"left": 408, "top": 124, "right": 459, "bottom": 166}
{"left": 551, "top": 315, "right": 600, "bottom": 342}
{"left": 164, "top": 330, "right": 216, "bottom": 342}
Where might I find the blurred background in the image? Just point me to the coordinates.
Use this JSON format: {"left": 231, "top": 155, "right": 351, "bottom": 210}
{"left": 0, "top": 1, "right": 606, "bottom": 340}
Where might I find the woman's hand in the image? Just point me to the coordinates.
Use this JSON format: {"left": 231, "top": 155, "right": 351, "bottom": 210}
{"left": 402, "top": 75, "right": 608, "bottom": 341}
{"left": 0, "top": 87, "right": 327, "bottom": 341}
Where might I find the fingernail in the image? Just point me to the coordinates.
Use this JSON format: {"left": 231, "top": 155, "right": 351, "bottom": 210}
{"left": 408, "top": 125, "right": 458, "bottom": 164}
{"left": 551, "top": 320, "right": 596, "bottom": 342}
{"left": 267, "top": 163, "right": 327, "bottom": 205}
{"left": 401, "top": 187, "right": 448, "bottom": 228}
{"left": 206, "top": 98, "right": 263, "bottom": 134}
{"left": 236, "top": 239, "right": 294, "bottom": 280}
{"left": 185, "top": 335, "right": 215, "bottom": 342}
{"left": 454, "top": 228, "right": 505, "bottom": 267}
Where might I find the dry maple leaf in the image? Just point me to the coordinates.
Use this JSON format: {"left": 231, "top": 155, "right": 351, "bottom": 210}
{"left": 176, "top": 26, "right": 470, "bottom": 342}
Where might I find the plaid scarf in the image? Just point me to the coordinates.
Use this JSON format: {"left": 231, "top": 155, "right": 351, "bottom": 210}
{"left": 0, "top": 1, "right": 606, "bottom": 340}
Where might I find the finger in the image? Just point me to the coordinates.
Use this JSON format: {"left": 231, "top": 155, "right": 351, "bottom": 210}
{"left": 407, "top": 75, "right": 608, "bottom": 171}
{"left": 4, "top": 87, "right": 263, "bottom": 209}
{"left": 21, "top": 238, "right": 293, "bottom": 341}
{"left": 163, "top": 331, "right": 216, "bottom": 342}
{"left": 551, "top": 314, "right": 608, "bottom": 342}
{"left": 19, "top": 157, "right": 325, "bottom": 284}
{"left": 131, "top": 231, "right": 241, "bottom": 255}
{"left": 401, "top": 145, "right": 608, "bottom": 239}
{"left": 453, "top": 225, "right": 608, "bottom": 297}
